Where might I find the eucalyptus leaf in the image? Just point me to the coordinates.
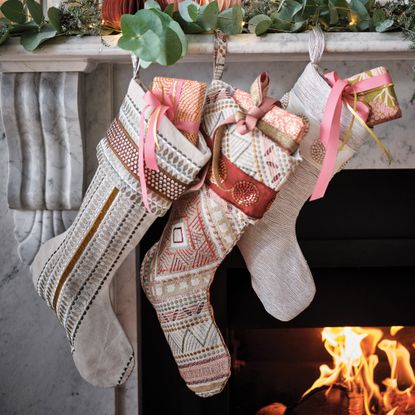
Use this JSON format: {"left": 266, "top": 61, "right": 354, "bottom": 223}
{"left": 118, "top": 13, "right": 161, "bottom": 53}
{"left": 375, "top": 18, "right": 394, "bottom": 32}
{"left": 349, "top": 0, "right": 370, "bottom": 30}
{"left": 152, "top": 9, "right": 188, "bottom": 57}
{"left": 178, "top": 0, "right": 199, "bottom": 23}
{"left": 290, "top": 19, "right": 306, "bottom": 32}
{"left": 0, "top": 0, "right": 26, "bottom": 24}
{"left": 120, "top": 10, "right": 163, "bottom": 45}
{"left": 248, "top": 14, "right": 272, "bottom": 35}
{"left": 119, "top": 9, "right": 186, "bottom": 66}
{"left": 27, "top": 0, "right": 44, "bottom": 25}
{"left": 270, "top": 14, "right": 292, "bottom": 31}
{"left": 301, "top": 0, "right": 319, "bottom": 19}
{"left": 130, "top": 29, "right": 162, "bottom": 62}
{"left": 144, "top": 0, "right": 161, "bottom": 10}
{"left": 47, "top": 7, "right": 63, "bottom": 33}
{"left": 21, "top": 24, "right": 57, "bottom": 51}
{"left": 9, "top": 21, "right": 38, "bottom": 34}
{"left": 0, "top": 19, "right": 9, "bottom": 46}
{"left": 332, "top": 0, "right": 351, "bottom": 17}
{"left": 372, "top": 9, "right": 386, "bottom": 26}
{"left": 277, "top": 0, "right": 302, "bottom": 21}
{"left": 217, "top": 4, "right": 243, "bottom": 35}
{"left": 328, "top": 1, "right": 339, "bottom": 25}
{"left": 164, "top": 3, "right": 174, "bottom": 17}
{"left": 155, "top": 26, "right": 183, "bottom": 65}
{"left": 174, "top": 12, "right": 205, "bottom": 34}
{"left": 196, "top": 1, "right": 219, "bottom": 31}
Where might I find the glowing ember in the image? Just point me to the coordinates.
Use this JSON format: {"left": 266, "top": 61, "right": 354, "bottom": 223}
{"left": 305, "top": 327, "right": 415, "bottom": 415}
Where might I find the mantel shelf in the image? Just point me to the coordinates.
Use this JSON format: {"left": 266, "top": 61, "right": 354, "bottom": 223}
{"left": 0, "top": 32, "right": 413, "bottom": 73}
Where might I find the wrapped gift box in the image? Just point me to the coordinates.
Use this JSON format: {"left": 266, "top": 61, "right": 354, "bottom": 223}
{"left": 232, "top": 88, "right": 307, "bottom": 155}
{"left": 152, "top": 77, "right": 207, "bottom": 145}
{"left": 347, "top": 66, "right": 401, "bottom": 127}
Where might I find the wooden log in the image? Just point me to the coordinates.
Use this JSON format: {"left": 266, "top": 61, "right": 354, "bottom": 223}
{"left": 382, "top": 390, "right": 415, "bottom": 414}
{"left": 256, "top": 403, "right": 287, "bottom": 415}
{"left": 286, "top": 385, "right": 350, "bottom": 415}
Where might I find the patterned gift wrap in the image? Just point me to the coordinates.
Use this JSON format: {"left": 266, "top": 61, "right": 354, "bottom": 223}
{"left": 347, "top": 66, "right": 401, "bottom": 127}
{"left": 152, "top": 77, "right": 207, "bottom": 145}
{"left": 233, "top": 88, "right": 307, "bottom": 155}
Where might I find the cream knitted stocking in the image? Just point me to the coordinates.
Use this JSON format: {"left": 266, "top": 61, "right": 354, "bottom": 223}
{"left": 31, "top": 77, "right": 210, "bottom": 387}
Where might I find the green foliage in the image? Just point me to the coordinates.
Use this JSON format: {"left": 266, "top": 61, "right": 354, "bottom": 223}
{"left": 118, "top": 7, "right": 187, "bottom": 67}
{"left": 243, "top": 0, "right": 379, "bottom": 32}
{"left": 248, "top": 14, "right": 272, "bottom": 35}
{"left": 0, "top": 0, "right": 413, "bottom": 76}
{"left": 21, "top": 24, "right": 57, "bottom": 51}
{"left": 1, "top": 0, "right": 26, "bottom": 24}
{"left": 170, "top": 1, "right": 241, "bottom": 35}
{"left": 374, "top": 0, "right": 415, "bottom": 101}
{"left": 59, "top": 0, "right": 101, "bottom": 35}
{"left": 217, "top": 4, "right": 244, "bottom": 35}
{"left": 26, "top": 0, "right": 44, "bottom": 25}
{"left": 0, "top": 0, "right": 100, "bottom": 51}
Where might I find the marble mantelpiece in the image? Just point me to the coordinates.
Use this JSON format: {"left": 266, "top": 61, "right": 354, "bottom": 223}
{"left": 0, "top": 33, "right": 414, "bottom": 415}
{"left": 0, "top": 33, "right": 412, "bottom": 72}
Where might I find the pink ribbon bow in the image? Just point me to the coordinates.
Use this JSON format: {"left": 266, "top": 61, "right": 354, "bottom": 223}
{"left": 230, "top": 72, "right": 278, "bottom": 135}
{"left": 209, "top": 72, "right": 279, "bottom": 189}
{"left": 310, "top": 70, "right": 392, "bottom": 201}
{"left": 139, "top": 79, "right": 200, "bottom": 210}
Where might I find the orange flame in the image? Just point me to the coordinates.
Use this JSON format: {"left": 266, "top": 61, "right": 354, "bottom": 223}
{"left": 305, "top": 327, "right": 415, "bottom": 415}
{"left": 379, "top": 338, "right": 415, "bottom": 413}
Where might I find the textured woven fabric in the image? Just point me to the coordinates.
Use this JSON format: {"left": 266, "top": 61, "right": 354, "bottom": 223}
{"left": 151, "top": 77, "right": 207, "bottom": 145}
{"left": 31, "top": 77, "right": 210, "bottom": 388}
{"left": 237, "top": 63, "right": 374, "bottom": 322}
{"left": 141, "top": 76, "right": 304, "bottom": 397}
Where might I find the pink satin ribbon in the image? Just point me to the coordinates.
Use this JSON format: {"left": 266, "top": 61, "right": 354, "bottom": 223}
{"left": 229, "top": 72, "right": 278, "bottom": 135}
{"left": 310, "top": 71, "right": 392, "bottom": 201}
{"left": 139, "top": 79, "right": 200, "bottom": 210}
{"left": 208, "top": 72, "right": 279, "bottom": 190}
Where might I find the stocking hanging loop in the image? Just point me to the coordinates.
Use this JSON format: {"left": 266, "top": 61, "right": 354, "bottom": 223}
{"left": 131, "top": 53, "right": 141, "bottom": 80}
{"left": 308, "top": 25, "right": 325, "bottom": 65}
{"left": 213, "top": 30, "right": 227, "bottom": 81}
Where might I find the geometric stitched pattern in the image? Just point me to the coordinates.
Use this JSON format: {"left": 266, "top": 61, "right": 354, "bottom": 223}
{"left": 170, "top": 221, "right": 189, "bottom": 249}
{"left": 31, "top": 76, "right": 211, "bottom": 389}
{"left": 107, "top": 118, "right": 187, "bottom": 201}
{"left": 203, "top": 80, "right": 300, "bottom": 193}
{"left": 141, "top": 75, "right": 303, "bottom": 397}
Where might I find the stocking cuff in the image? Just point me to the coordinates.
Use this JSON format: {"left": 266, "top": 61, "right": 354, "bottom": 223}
{"left": 292, "top": 63, "right": 369, "bottom": 153}
{"left": 100, "top": 79, "right": 211, "bottom": 216}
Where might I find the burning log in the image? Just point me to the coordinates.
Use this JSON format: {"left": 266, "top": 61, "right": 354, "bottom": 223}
{"left": 381, "top": 389, "right": 415, "bottom": 414}
{"left": 348, "top": 391, "right": 365, "bottom": 415}
{"left": 285, "top": 385, "right": 349, "bottom": 414}
{"left": 257, "top": 326, "right": 415, "bottom": 415}
{"left": 255, "top": 402, "right": 287, "bottom": 415}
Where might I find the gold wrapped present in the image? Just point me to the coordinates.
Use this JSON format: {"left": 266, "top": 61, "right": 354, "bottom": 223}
{"left": 347, "top": 66, "right": 401, "bottom": 127}
{"left": 151, "top": 77, "right": 207, "bottom": 145}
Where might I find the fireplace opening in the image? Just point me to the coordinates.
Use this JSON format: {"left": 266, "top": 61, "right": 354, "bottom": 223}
{"left": 231, "top": 326, "right": 415, "bottom": 415}
{"left": 138, "top": 170, "right": 415, "bottom": 415}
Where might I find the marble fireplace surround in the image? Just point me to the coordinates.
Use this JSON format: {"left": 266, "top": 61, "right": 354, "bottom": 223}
{"left": 0, "top": 32, "right": 414, "bottom": 415}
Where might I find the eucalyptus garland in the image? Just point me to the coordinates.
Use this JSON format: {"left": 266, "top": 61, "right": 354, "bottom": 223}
{"left": 0, "top": 0, "right": 414, "bottom": 64}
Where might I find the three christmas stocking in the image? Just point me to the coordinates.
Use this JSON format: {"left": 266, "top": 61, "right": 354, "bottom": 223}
{"left": 141, "top": 59, "right": 307, "bottom": 396}
{"left": 238, "top": 34, "right": 401, "bottom": 322}
{"left": 32, "top": 75, "right": 210, "bottom": 387}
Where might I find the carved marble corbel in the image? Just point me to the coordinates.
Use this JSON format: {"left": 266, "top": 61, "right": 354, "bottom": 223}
{"left": 0, "top": 71, "right": 83, "bottom": 265}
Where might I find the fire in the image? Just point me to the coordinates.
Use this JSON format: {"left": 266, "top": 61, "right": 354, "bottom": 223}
{"left": 379, "top": 339, "right": 415, "bottom": 413}
{"left": 305, "top": 327, "right": 415, "bottom": 415}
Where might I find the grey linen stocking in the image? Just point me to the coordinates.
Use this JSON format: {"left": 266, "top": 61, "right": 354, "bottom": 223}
{"left": 237, "top": 62, "right": 369, "bottom": 321}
